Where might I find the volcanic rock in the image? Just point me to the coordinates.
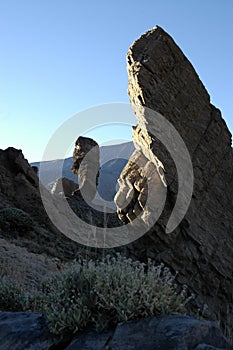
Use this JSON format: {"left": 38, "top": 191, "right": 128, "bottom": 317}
{"left": 0, "top": 147, "right": 79, "bottom": 260}
{"left": 115, "top": 26, "right": 233, "bottom": 325}
{"left": 72, "top": 136, "right": 100, "bottom": 202}
{"left": 32, "top": 141, "right": 135, "bottom": 202}
{"left": 0, "top": 312, "right": 63, "bottom": 350}
{"left": 0, "top": 313, "right": 231, "bottom": 350}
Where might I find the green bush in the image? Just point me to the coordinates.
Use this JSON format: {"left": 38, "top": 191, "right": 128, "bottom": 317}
{"left": 0, "top": 208, "right": 35, "bottom": 231}
{"left": 42, "top": 254, "right": 191, "bottom": 335}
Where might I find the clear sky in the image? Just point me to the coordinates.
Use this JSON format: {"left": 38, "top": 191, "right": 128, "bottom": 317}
{"left": 0, "top": 0, "right": 232, "bottom": 162}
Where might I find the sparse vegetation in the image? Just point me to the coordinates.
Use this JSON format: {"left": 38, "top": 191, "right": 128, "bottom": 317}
{"left": 0, "top": 208, "right": 36, "bottom": 232}
{"left": 0, "top": 253, "right": 232, "bottom": 344}
{"left": 0, "top": 278, "right": 27, "bottom": 312}
{"left": 0, "top": 254, "right": 192, "bottom": 335}
{"left": 43, "top": 254, "right": 192, "bottom": 335}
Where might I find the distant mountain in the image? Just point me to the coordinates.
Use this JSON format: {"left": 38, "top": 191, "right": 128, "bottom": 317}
{"left": 31, "top": 142, "right": 134, "bottom": 201}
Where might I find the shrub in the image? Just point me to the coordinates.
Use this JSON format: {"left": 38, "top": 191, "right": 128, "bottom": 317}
{"left": 0, "top": 208, "right": 35, "bottom": 231}
{"left": 0, "top": 278, "right": 27, "bottom": 311}
{"left": 0, "top": 277, "right": 48, "bottom": 312}
{"left": 43, "top": 254, "right": 191, "bottom": 335}
{"left": 0, "top": 254, "right": 192, "bottom": 336}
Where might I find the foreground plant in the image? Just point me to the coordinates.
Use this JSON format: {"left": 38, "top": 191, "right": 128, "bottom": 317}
{"left": 42, "top": 254, "right": 191, "bottom": 335}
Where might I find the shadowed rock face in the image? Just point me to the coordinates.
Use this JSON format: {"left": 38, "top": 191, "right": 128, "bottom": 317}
{"left": 0, "top": 147, "right": 79, "bottom": 260}
{"left": 115, "top": 26, "right": 233, "bottom": 322}
{"left": 0, "top": 147, "right": 42, "bottom": 217}
{"left": 72, "top": 136, "right": 100, "bottom": 202}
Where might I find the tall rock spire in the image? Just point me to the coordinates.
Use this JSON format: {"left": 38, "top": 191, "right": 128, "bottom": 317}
{"left": 115, "top": 26, "right": 233, "bottom": 325}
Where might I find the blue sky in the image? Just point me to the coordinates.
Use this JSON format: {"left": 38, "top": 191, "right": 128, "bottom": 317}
{"left": 0, "top": 0, "right": 232, "bottom": 162}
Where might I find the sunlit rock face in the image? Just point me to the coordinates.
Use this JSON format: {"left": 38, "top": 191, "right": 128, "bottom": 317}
{"left": 71, "top": 136, "right": 100, "bottom": 202}
{"left": 115, "top": 26, "right": 233, "bottom": 324}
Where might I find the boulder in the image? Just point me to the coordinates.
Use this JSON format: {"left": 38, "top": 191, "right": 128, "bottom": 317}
{"left": 115, "top": 26, "right": 233, "bottom": 325}
{"left": 0, "top": 312, "right": 64, "bottom": 350}
{"left": 66, "top": 315, "right": 232, "bottom": 350}
{"left": 50, "top": 177, "right": 78, "bottom": 196}
{"left": 0, "top": 313, "right": 231, "bottom": 350}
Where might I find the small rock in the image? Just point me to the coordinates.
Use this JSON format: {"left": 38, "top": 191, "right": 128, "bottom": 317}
{"left": 0, "top": 312, "right": 63, "bottom": 350}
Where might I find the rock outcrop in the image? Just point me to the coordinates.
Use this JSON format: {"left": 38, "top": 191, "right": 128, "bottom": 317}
{"left": 0, "top": 313, "right": 231, "bottom": 350}
{"left": 0, "top": 147, "right": 40, "bottom": 212}
{"left": 72, "top": 136, "right": 100, "bottom": 202}
{"left": 115, "top": 26, "right": 233, "bottom": 325}
{"left": 0, "top": 145, "right": 121, "bottom": 259}
{"left": 0, "top": 147, "right": 79, "bottom": 260}
{"left": 33, "top": 142, "right": 134, "bottom": 201}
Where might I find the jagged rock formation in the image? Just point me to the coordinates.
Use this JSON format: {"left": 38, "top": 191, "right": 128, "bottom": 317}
{"left": 51, "top": 177, "right": 78, "bottom": 196}
{"left": 67, "top": 136, "right": 123, "bottom": 230}
{"left": 0, "top": 145, "right": 122, "bottom": 260}
{"left": 0, "top": 147, "right": 79, "bottom": 260}
{"left": 0, "top": 313, "right": 231, "bottom": 350}
{"left": 0, "top": 147, "right": 39, "bottom": 211}
{"left": 72, "top": 136, "right": 100, "bottom": 202}
{"left": 115, "top": 26, "right": 233, "bottom": 324}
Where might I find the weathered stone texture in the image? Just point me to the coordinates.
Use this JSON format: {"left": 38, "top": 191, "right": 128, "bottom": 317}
{"left": 1, "top": 313, "right": 231, "bottom": 350}
{"left": 115, "top": 26, "right": 233, "bottom": 323}
{"left": 72, "top": 136, "right": 100, "bottom": 202}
